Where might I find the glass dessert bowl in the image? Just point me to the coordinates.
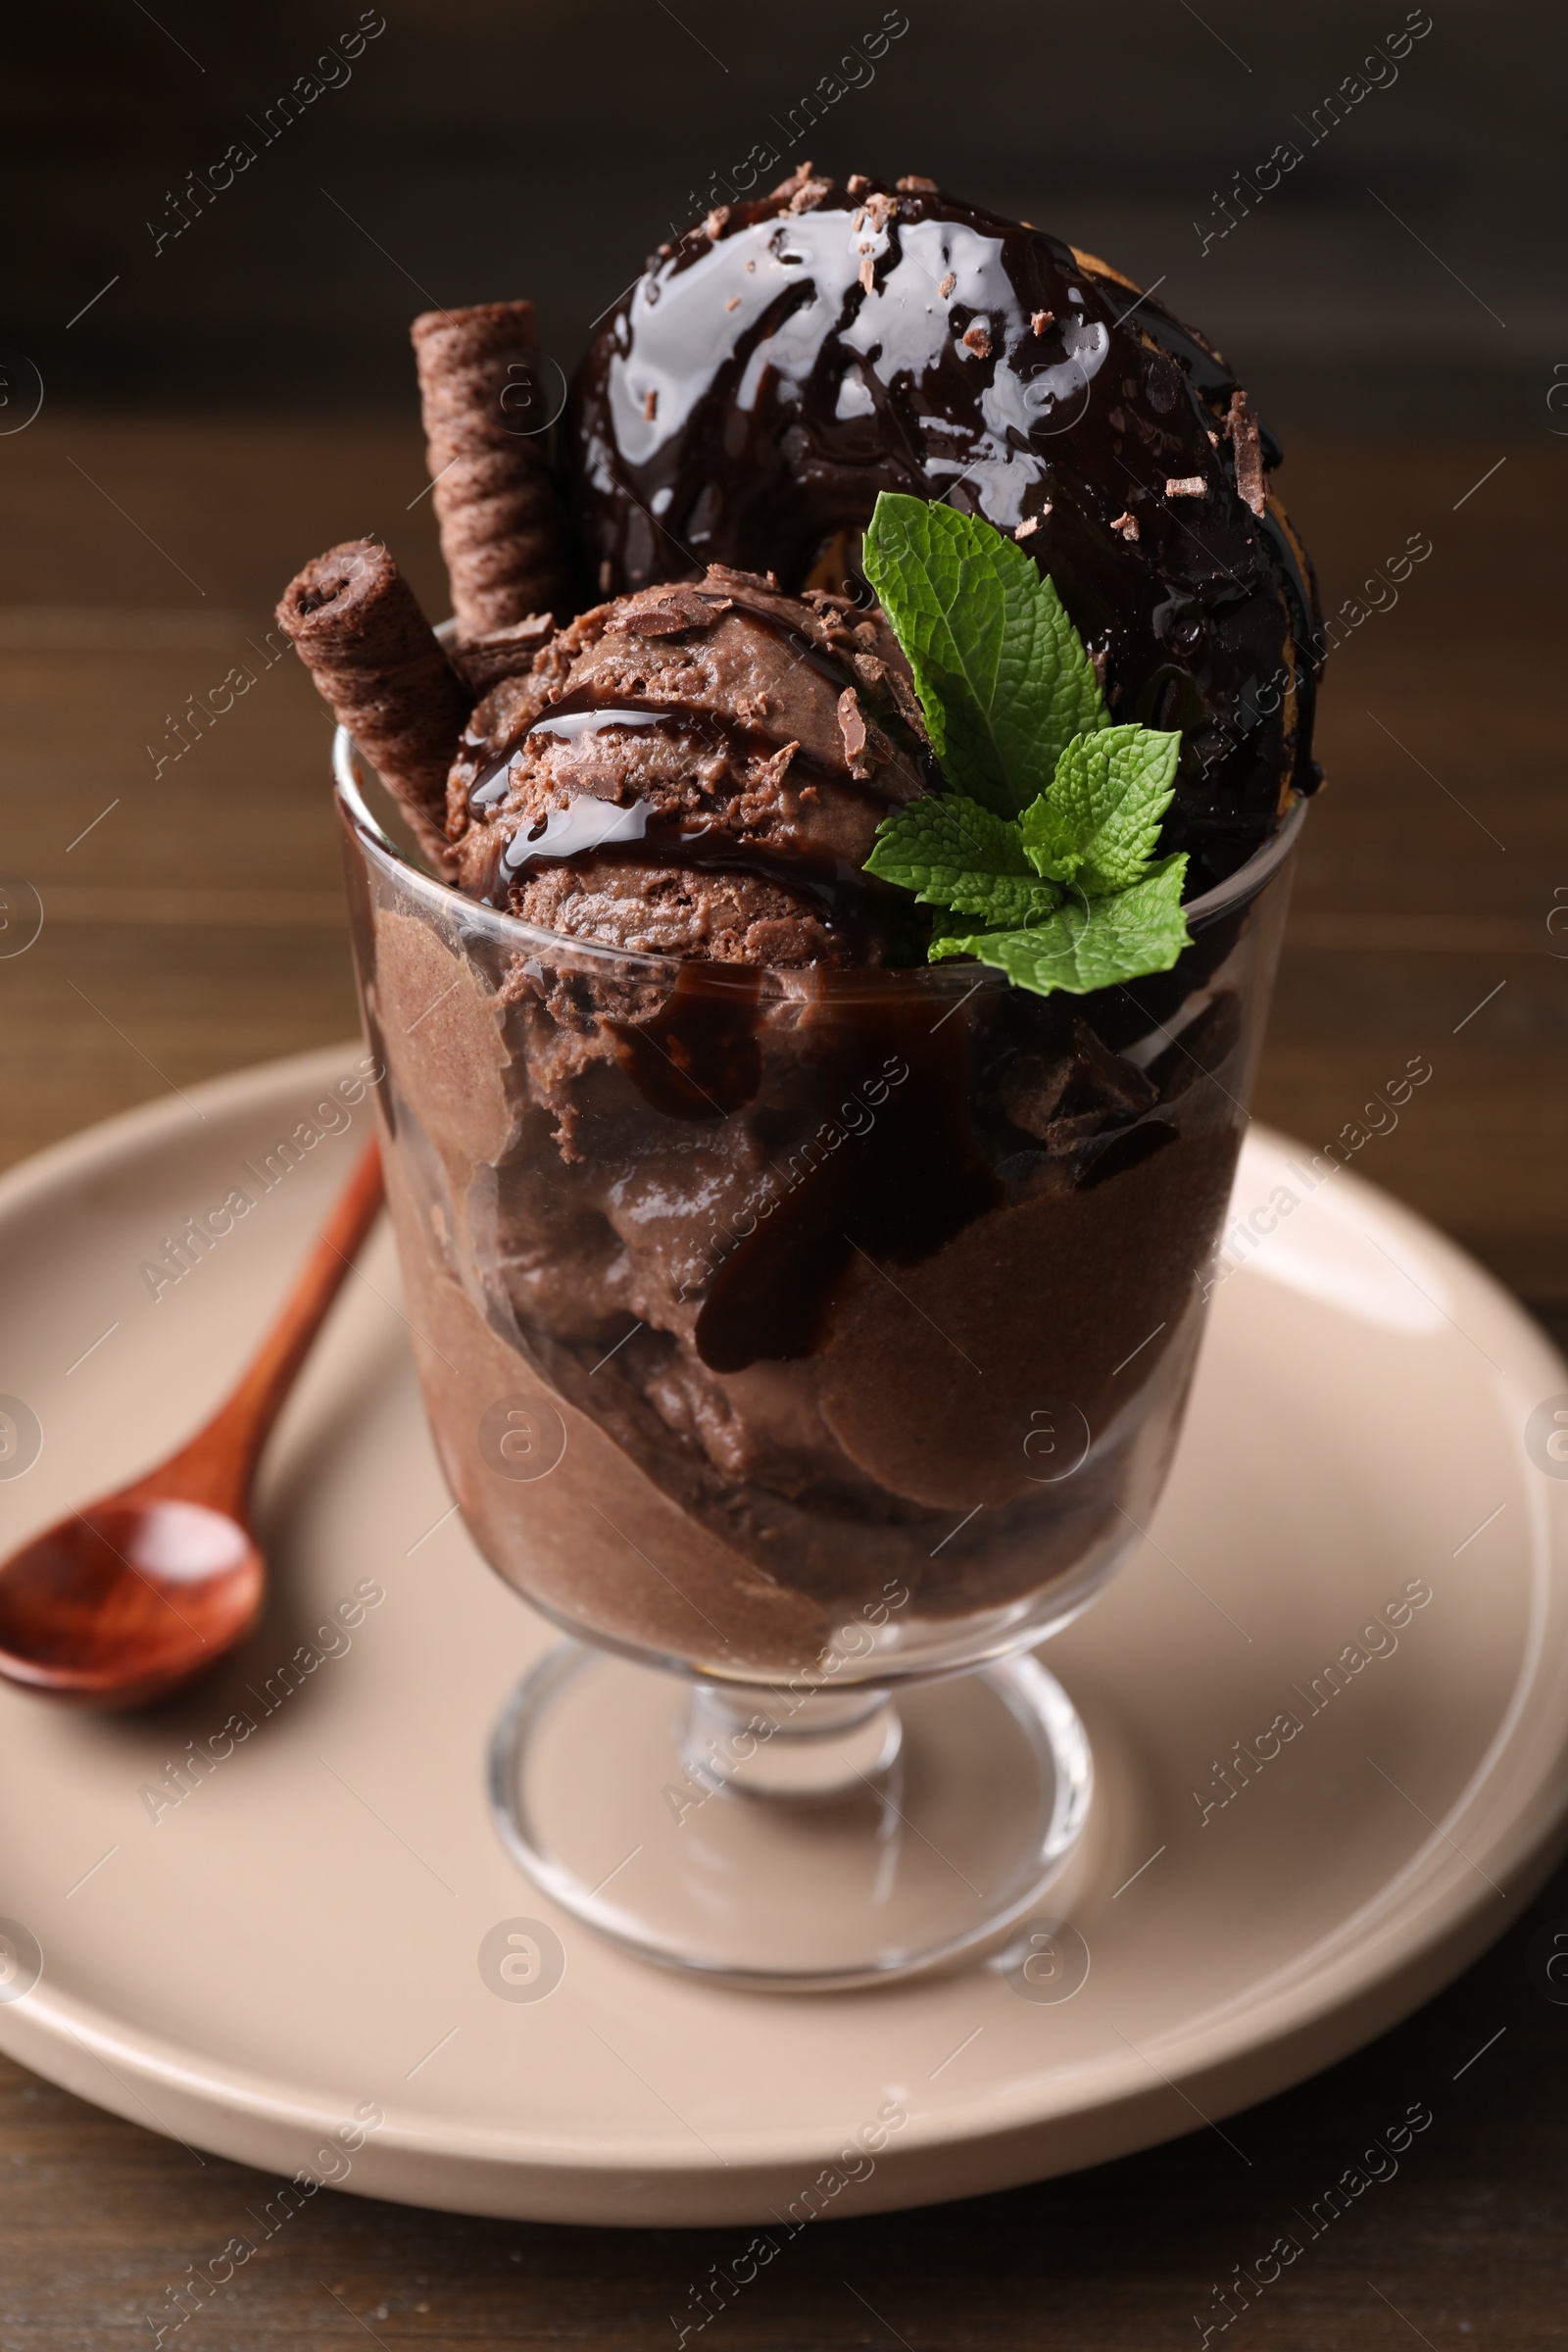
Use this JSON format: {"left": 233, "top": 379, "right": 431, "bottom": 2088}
{"left": 274, "top": 165, "right": 1325, "bottom": 1986}
{"left": 335, "top": 737, "right": 1303, "bottom": 1986}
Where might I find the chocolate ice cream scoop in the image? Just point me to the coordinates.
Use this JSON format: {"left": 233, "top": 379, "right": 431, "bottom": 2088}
{"left": 443, "top": 563, "right": 935, "bottom": 965}
{"left": 566, "top": 167, "right": 1322, "bottom": 889}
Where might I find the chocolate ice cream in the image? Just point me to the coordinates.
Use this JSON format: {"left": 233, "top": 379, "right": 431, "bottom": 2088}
{"left": 290, "top": 169, "right": 1320, "bottom": 1682}
{"left": 445, "top": 564, "right": 933, "bottom": 968}
{"left": 338, "top": 547, "right": 1283, "bottom": 1672}
{"left": 568, "top": 166, "right": 1320, "bottom": 889}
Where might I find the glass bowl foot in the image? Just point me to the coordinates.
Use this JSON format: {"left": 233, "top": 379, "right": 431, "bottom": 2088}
{"left": 487, "top": 1643, "right": 1092, "bottom": 1991}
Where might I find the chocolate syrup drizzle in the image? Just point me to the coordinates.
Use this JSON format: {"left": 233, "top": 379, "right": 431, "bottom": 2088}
{"left": 467, "top": 588, "right": 938, "bottom": 962}
{"left": 566, "top": 176, "right": 1323, "bottom": 891}
{"left": 676, "top": 976, "right": 1003, "bottom": 1371}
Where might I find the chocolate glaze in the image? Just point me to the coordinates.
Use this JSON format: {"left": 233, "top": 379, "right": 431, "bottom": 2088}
{"left": 449, "top": 567, "right": 938, "bottom": 966}
{"left": 612, "top": 960, "right": 763, "bottom": 1124}
{"left": 566, "top": 173, "right": 1323, "bottom": 889}
{"left": 691, "top": 986, "right": 1002, "bottom": 1373}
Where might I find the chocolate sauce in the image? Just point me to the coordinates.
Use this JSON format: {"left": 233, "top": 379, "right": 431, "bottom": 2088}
{"left": 520, "top": 685, "right": 853, "bottom": 793}
{"left": 692, "top": 987, "right": 1002, "bottom": 1371}
{"left": 610, "top": 961, "right": 763, "bottom": 1123}
{"left": 509, "top": 821, "right": 915, "bottom": 963}
{"left": 503, "top": 795, "right": 653, "bottom": 866}
{"left": 527, "top": 706, "right": 666, "bottom": 741}
{"left": 566, "top": 177, "right": 1322, "bottom": 890}
{"left": 473, "top": 678, "right": 930, "bottom": 959}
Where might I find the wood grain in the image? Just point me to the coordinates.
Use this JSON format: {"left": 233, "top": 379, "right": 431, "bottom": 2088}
{"left": 0, "top": 422, "right": 1563, "bottom": 2347}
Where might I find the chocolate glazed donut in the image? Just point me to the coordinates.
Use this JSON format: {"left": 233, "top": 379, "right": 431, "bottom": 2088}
{"left": 564, "top": 169, "right": 1323, "bottom": 893}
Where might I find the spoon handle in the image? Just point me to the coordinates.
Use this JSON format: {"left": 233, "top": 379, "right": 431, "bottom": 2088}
{"left": 141, "top": 1137, "right": 386, "bottom": 1510}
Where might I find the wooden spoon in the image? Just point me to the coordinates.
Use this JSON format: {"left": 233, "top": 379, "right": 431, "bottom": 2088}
{"left": 0, "top": 1137, "right": 385, "bottom": 1708}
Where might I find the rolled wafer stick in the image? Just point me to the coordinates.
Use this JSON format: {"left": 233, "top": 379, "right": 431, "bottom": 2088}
{"left": 275, "top": 539, "right": 468, "bottom": 874}
{"left": 411, "top": 301, "right": 571, "bottom": 636}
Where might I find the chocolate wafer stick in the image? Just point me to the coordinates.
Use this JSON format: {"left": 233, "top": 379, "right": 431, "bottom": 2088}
{"left": 275, "top": 539, "right": 468, "bottom": 874}
{"left": 411, "top": 302, "right": 570, "bottom": 636}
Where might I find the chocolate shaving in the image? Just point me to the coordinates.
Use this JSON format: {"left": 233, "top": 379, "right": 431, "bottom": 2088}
{"left": 846, "top": 172, "right": 871, "bottom": 195}
{"left": 607, "top": 585, "right": 731, "bottom": 638}
{"left": 882, "top": 664, "right": 929, "bottom": 741}
{"left": 1165, "top": 474, "right": 1207, "bottom": 498}
{"left": 710, "top": 562, "right": 783, "bottom": 596}
{"left": 783, "top": 170, "right": 833, "bottom": 214}
{"left": 1014, "top": 515, "right": 1040, "bottom": 540}
{"left": 752, "top": 739, "right": 799, "bottom": 794}
{"left": 410, "top": 302, "right": 570, "bottom": 639}
{"left": 858, "top": 255, "right": 876, "bottom": 296}
{"left": 1225, "top": 388, "right": 1266, "bottom": 516}
{"left": 768, "top": 160, "right": 817, "bottom": 202}
{"left": 703, "top": 206, "right": 730, "bottom": 239}
{"left": 961, "top": 322, "right": 992, "bottom": 359}
{"left": 837, "top": 688, "right": 868, "bottom": 771}
{"left": 1110, "top": 510, "right": 1140, "bottom": 542}
{"left": 938, "top": 271, "right": 956, "bottom": 300}
{"left": 897, "top": 174, "right": 938, "bottom": 192}
{"left": 1031, "top": 309, "right": 1054, "bottom": 334}
{"left": 276, "top": 539, "right": 467, "bottom": 874}
{"left": 863, "top": 192, "right": 897, "bottom": 231}
{"left": 453, "top": 612, "right": 556, "bottom": 696}
{"left": 827, "top": 686, "right": 888, "bottom": 780}
{"left": 643, "top": 387, "right": 658, "bottom": 421}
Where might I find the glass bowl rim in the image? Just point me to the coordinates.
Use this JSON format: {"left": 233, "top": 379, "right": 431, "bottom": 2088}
{"left": 333, "top": 721, "right": 1307, "bottom": 997}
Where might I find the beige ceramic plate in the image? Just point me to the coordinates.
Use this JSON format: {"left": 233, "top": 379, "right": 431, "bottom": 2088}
{"left": 0, "top": 1046, "right": 1564, "bottom": 2226}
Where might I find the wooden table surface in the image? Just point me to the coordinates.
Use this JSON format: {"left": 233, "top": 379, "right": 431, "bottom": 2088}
{"left": 2, "top": 419, "right": 1565, "bottom": 2347}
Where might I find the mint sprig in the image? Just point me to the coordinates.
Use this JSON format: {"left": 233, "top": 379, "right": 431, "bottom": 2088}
{"left": 861, "top": 793, "right": 1064, "bottom": 928}
{"left": 930, "top": 857, "right": 1190, "bottom": 991}
{"left": 1020, "top": 725, "right": 1181, "bottom": 893}
{"left": 860, "top": 495, "right": 1107, "bottom": 818}
{"left": 861, "top": 495, "right": 1193, "bottom": 999}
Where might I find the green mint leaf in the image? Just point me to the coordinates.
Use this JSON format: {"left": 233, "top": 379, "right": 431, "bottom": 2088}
{"left": 863, "top": 796, "right": 1064, "bottom": 926}
{"left": 930, "top": 855, "right": 1192, "bottom": 995}
{"left": 861, "top": 493, "right": 1108, "bottom": 818}
{"left": 856, "top": 500, "right": 1195, "bottom": 1002}
{"left": 1020, "top": 725, "right": 1183, "bottom": 893}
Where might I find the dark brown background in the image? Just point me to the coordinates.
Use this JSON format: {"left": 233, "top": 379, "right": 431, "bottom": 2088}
{"left": 3, "top": 2, "right": 1567, "bottom": 2344}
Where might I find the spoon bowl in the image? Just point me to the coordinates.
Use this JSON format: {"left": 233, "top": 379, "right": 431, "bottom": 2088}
{"left": 0, "top": 1500, "right": 264, "bottom": 1707}
{"left": 0, "top": 1136, "right": 384, "bottom": 1708}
